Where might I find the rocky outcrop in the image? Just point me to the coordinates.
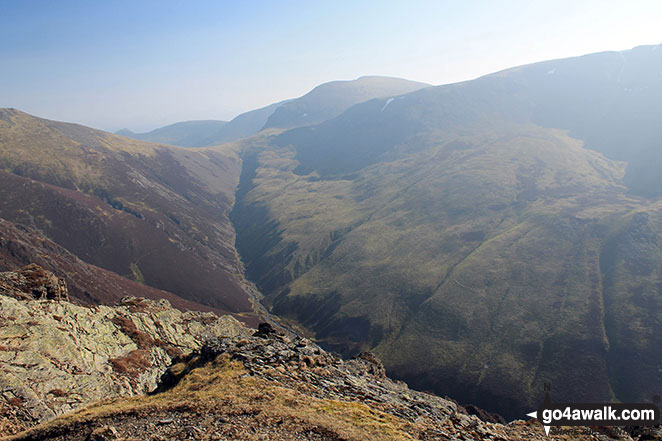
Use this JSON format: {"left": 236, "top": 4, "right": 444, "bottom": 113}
{"left": 0, "top": 287, "right": 251, "bottom": 436}
{"left": 2, "top": 268, "right": 658, "bottom": 440}
{"left": 8, "top": 327, "right": 658, "bottom": 441}
{"left": 0, "top": 264, "right": 68, "bottom": 302}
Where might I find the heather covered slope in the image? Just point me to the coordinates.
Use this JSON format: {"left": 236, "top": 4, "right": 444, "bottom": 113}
{"left": 231, "top": 46, "right": 662, "bottom": 418}
{"left": 0, "top": 218, "right": 235, "bottom": 314}
{"left": 0, "top": 109, "right": 251, "bottom": 313}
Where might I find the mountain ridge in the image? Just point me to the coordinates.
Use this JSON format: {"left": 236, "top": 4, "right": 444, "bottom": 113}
{"left": 3, "top": 45, "right": 662, "bottom": 422}
{"left": 114, "top": 76, "right": 429, "bottom": 147}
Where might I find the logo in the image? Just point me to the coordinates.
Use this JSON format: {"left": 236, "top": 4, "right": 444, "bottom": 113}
{"left": 526, "top": 383, "right": 660, "bottom": 436}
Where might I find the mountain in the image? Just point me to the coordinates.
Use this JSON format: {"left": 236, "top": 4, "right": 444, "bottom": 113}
{"left": 262, "top": 76, "right": 431, "bottom": 130}
{"left": 4, "top": 47, "right": 662, "bottom": 423}
{"left": 0, "top": 108, "right": 253, "bottom": 316}
{"left": 114, "top": 120, "right": 227, "bottom": 147}
{"left": 121, "top": 77, "right": 429, "bottom": 148}
{"left": 231, "top": 45, "right": 662, "bottom": 419}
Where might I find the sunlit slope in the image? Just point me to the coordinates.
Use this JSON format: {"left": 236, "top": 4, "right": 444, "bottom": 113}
{"left": 0, "top": 109, "right": 251, "bottom": 313}
{"left": 232, "top": 47, "right": 662, "bottom": 418}
{"left": 235, "top": 123, "right": 662, "bottom": 417}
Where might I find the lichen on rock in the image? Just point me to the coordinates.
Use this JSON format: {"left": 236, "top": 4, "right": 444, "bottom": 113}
{"left": 0, "top": 268, "right": 252, "bottom": 435}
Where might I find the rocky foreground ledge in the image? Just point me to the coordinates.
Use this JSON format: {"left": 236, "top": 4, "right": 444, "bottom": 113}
{"left": 1, "top": 266, "right": 660, "bottom": 440}
{"left": 0, "top": 265, "right": 250, "bottom": 436}
{"left": 5, "top": 329, "right": 655, "bottom": 441}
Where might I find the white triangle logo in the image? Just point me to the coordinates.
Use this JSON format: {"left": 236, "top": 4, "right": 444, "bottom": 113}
{"left": 526, "top": 410, "right": 551, "bottom": 436}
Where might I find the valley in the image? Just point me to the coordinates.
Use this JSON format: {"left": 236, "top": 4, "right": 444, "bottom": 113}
{"left": 229, "top": 46, "right": 662, "bottom": 419}
{"left": 2, "top": 45, "right": 662, "bottom": 424}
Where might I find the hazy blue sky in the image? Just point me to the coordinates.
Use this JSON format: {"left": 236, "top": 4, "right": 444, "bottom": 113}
{"left": 1, "top": 0, "right": 660, "bottom": 132}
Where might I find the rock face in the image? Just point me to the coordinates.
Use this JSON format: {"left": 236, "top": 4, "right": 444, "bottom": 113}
{"left": 0, "top": 280, "right": 251, "bottom": 436}
{"left": 0, "top": 264, "right": 68, "bottom": 301}
{"left": 8, "top": 328, "right": 655, "bottom": 441}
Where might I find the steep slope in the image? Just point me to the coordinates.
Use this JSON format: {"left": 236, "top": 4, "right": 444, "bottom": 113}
{"left": 0, "top": 273, "right": 250, "bottom": 435}
{"left": 0, "top": 218, "right": 234, "bottom": 313}
{"left": 0, "top": 109, "right": 251, "bottom": 314}
{"left": 280, "top": 45, "right": 662, "bottom": 193}
{"left": 231, "top": 45, "right": 662, "bottom": 419}
{"left": 115, "top": 120, "right": 227, "bottom": 147}
{"left": 6, "top": 325, "right": 629, "bottom": 441}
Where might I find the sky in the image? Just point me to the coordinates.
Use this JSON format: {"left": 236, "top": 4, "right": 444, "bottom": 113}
{"left": 1, "top": 0, "right": 661, "bottom": 132}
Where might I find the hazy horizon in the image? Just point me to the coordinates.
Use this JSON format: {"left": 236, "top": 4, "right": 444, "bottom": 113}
{"left": 2, "top": 0, "right": 661, "bottom": 132}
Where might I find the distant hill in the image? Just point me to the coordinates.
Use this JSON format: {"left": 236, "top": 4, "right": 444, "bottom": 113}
{"left": 231, "top": 45, "right": 662, "bottom": 419}
{"left": 117, "top": 76, "right": 429, "bottom": 147}
{"left": 115, "top": 119, "right": 227, "bottom": 147}
{"left": 207, "top": 100, "right": 290, "bottom": 145}
{"left": 262, "top": 76, "right": 430, "bottom": 130}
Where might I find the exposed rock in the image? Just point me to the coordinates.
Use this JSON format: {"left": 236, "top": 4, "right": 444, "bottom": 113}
{"left": 0, "top": 274, "right": 652, "bottom": 441}
{"left": 252, "top": 321, "right": 278, "bottom": 338}
{"left": 85, "top": 425, "right": 118, "bottom": 441}
{"left": 0, "top": 289, "right": 251, "bottom": 435}
{"left": 0, "top": 264, "right": 68, "bottom": 301}
{"left": 463, "top": 403, "right": 507, "bottom": 424}
{"left": 7, "top": 331, "right": 644, "bottom": 441}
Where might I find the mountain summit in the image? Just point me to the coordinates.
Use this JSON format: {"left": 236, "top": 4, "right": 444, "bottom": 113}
{"left": 117, "top": 76, "right": 429, "bottom": 147}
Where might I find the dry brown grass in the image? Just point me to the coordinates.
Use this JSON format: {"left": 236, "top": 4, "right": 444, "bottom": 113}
{"left": 9, "top": 354, "right": 418, "bottom": 441}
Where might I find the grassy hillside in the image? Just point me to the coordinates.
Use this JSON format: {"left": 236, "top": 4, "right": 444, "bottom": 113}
{"left": 0, "top": 109, "right": 252, "bottom": 314}
{"left": 231, "top": 46, "right": 662, "bottom": 418}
